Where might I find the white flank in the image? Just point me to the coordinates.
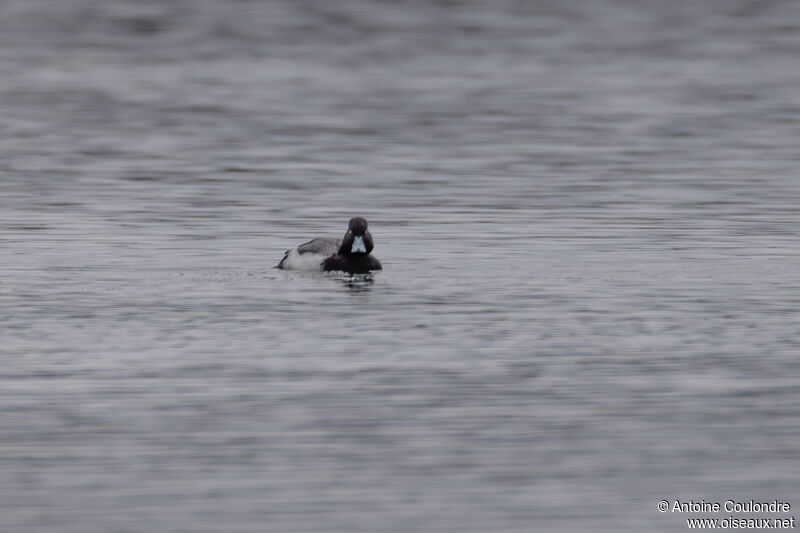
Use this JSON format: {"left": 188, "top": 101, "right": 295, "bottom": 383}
{"left": 281, "top": 249, "right": 327, "bottom": 270}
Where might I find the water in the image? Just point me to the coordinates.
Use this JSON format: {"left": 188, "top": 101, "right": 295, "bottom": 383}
{"left": 2, "top": 1, "right": 800, "bottom": 531}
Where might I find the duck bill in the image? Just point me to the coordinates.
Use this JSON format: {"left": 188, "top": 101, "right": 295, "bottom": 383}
{"left": 351, "top": 235, "right": 366, "bottom": 253}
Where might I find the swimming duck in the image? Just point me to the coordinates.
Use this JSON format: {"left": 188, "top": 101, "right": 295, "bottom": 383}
{"left": 277, "top": 217, "right": 382, "bottom": 274}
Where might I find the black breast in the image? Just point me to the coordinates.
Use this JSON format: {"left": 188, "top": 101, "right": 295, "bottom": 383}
{"left": 321, "top": 254, "right": 382, "bottom": 274}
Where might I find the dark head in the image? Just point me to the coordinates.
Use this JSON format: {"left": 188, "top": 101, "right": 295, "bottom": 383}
{"left": 339, "top": 216, "right": 374, "bottom": 256}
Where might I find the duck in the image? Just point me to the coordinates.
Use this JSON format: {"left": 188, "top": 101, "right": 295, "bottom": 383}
{"left": 277, "top": 217, "right": 382, "bottom": 274}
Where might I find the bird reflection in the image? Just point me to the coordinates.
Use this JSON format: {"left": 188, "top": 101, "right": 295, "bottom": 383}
{"left": 337, "top": 273, "right": 374, "bottom": 292}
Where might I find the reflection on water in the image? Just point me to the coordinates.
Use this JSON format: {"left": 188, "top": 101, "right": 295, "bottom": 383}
{"left": 1, "top": 1, "right": 800, "bottom": 532}
{"left": 338, "top": 273, "right": 375, "bottom": 292}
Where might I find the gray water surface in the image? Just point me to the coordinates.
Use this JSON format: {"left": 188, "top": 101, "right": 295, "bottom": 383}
{"left": 2, "top": 1, "right": 800, "bottom": 531}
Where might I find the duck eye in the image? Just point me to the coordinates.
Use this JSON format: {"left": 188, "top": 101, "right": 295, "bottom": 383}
{"left": 348, "top": 230, "right": 352, "bottom": 234}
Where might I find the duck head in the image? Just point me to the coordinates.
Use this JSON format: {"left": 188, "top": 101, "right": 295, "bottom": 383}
{"left": 339, "top": 217, "right": 374, "bottom": 255}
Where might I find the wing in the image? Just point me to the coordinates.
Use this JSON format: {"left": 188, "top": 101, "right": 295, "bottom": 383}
{"left": 296, "top": 238, "right": 340, "bottom": 256}
{"left": 276, "top": 237, "right": 341, "bottom": 269}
